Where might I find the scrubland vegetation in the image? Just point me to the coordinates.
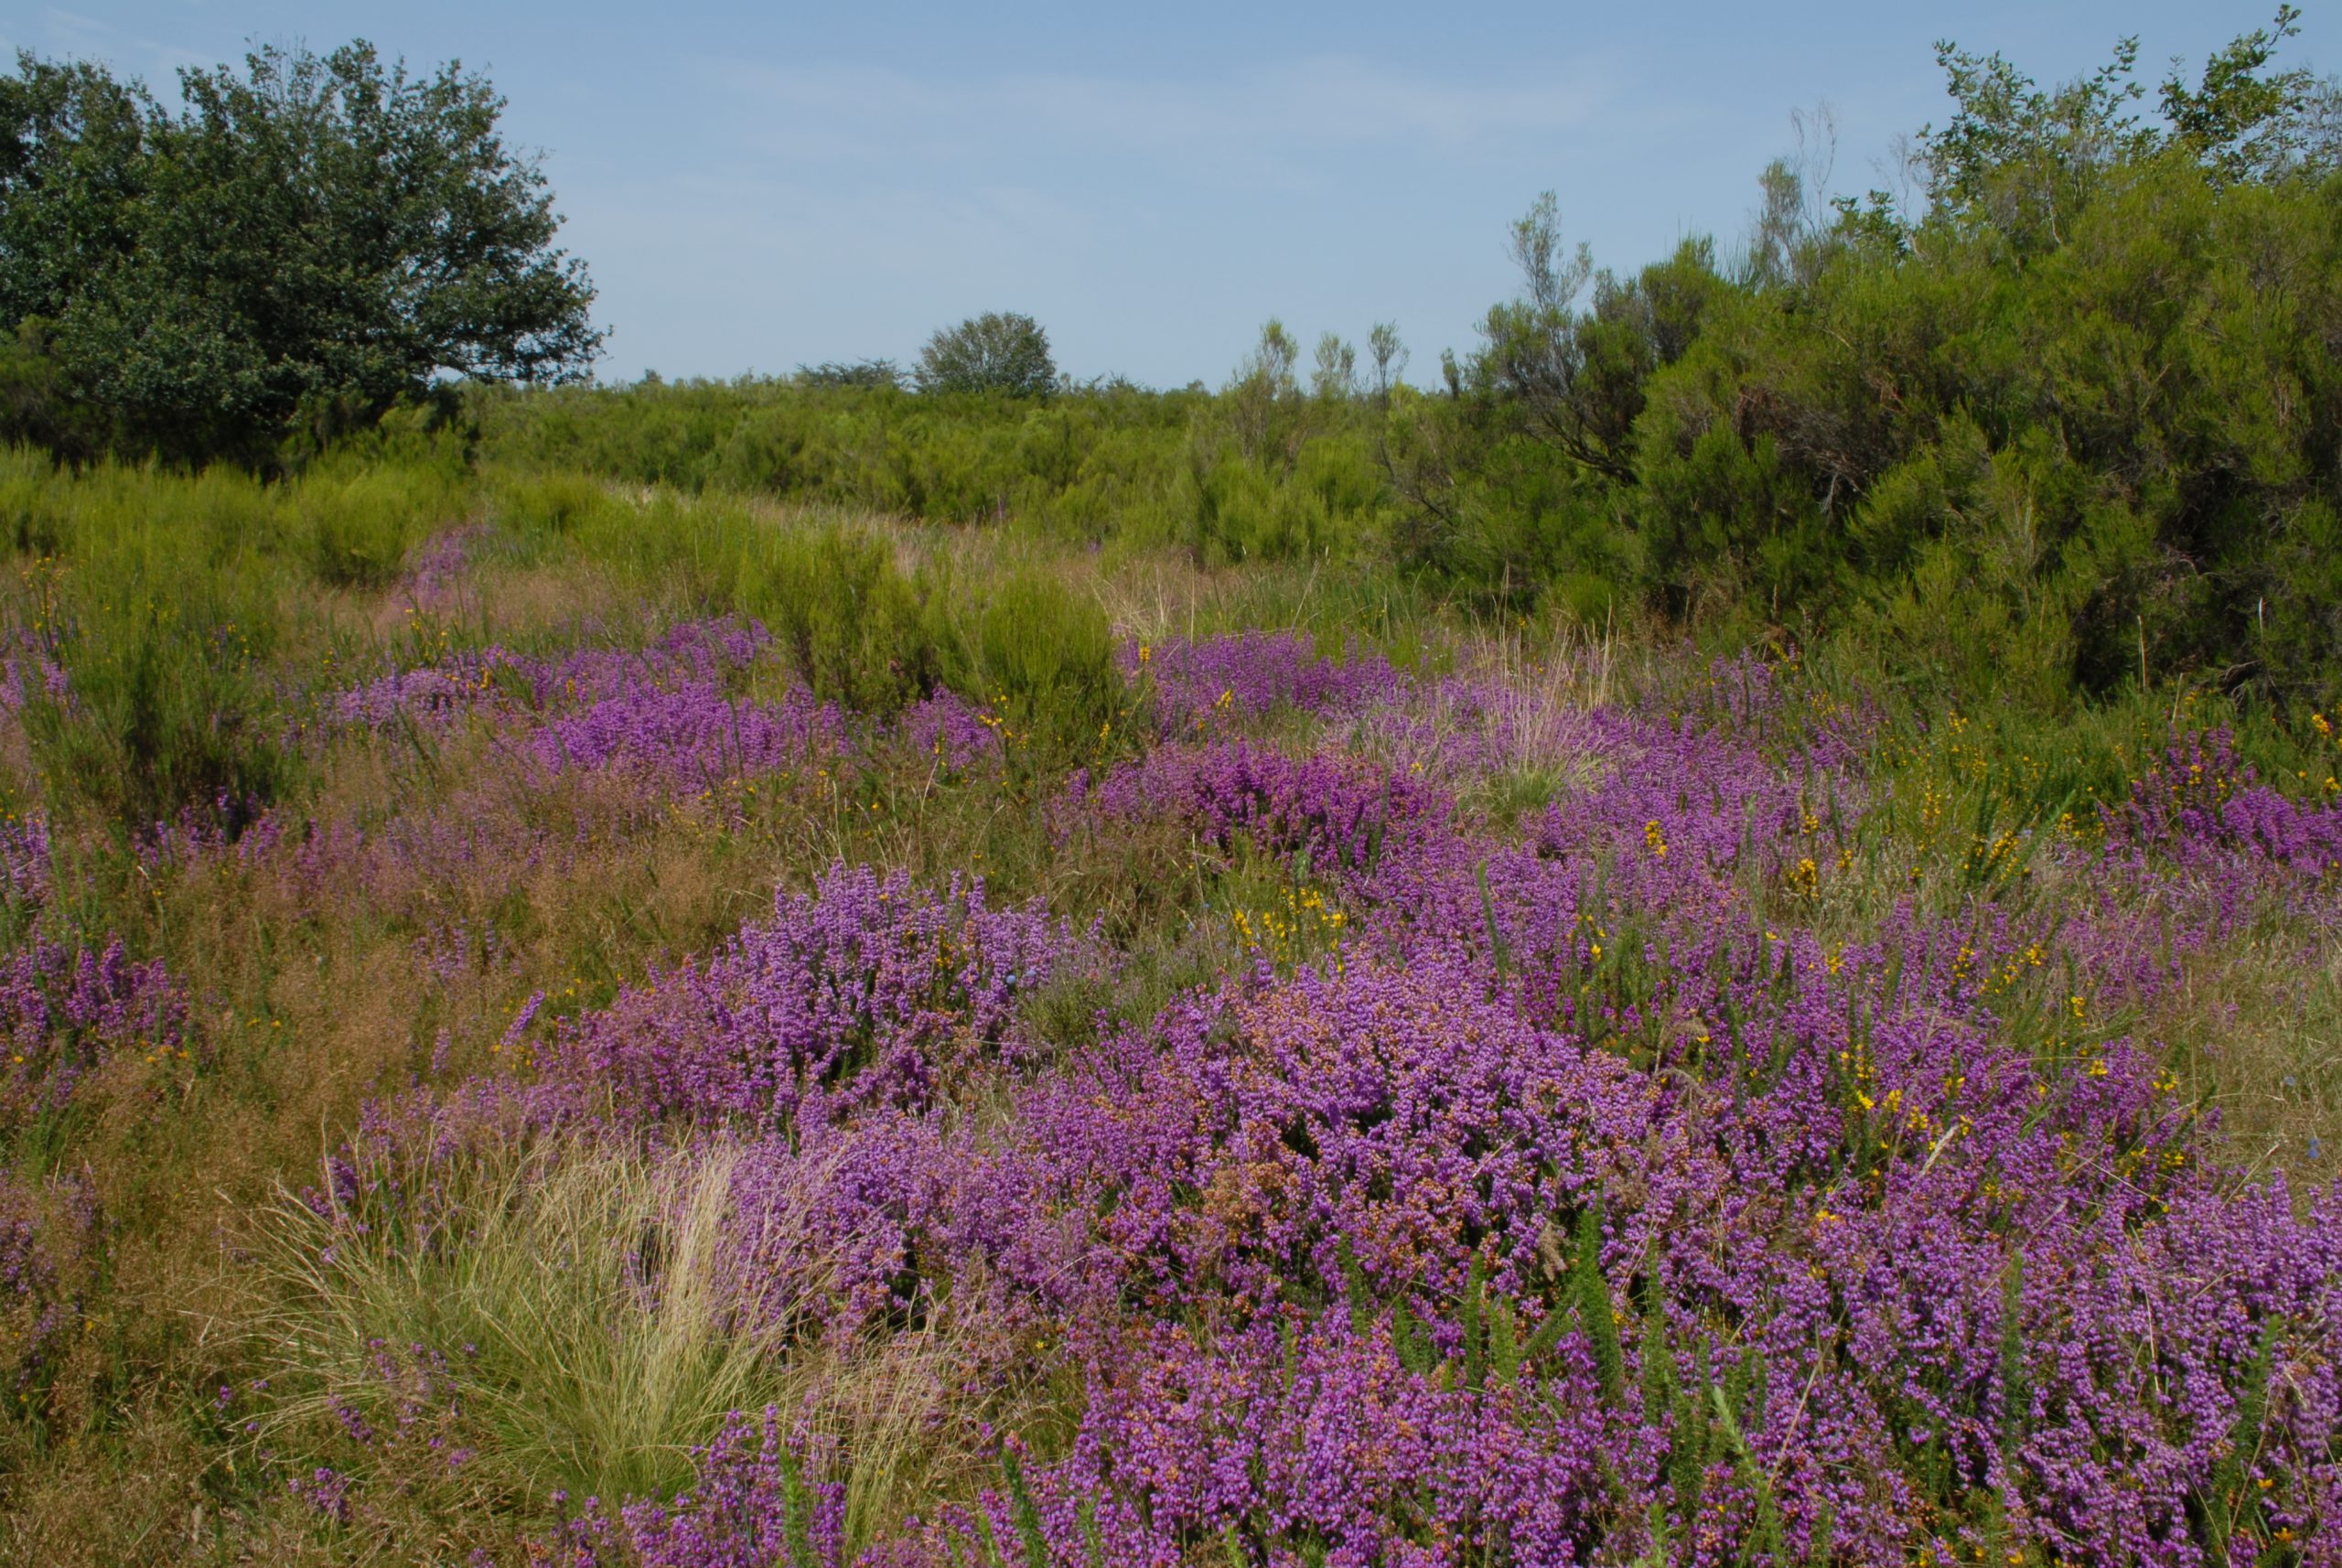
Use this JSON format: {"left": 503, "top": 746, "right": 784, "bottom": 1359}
{"left": 3, "top": 12, "right": 2342, "bottom": 1568}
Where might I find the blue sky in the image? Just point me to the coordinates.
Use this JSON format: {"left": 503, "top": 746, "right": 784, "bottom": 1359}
{"left": 5, "top": 3, "right": 2325, "bottom": 386}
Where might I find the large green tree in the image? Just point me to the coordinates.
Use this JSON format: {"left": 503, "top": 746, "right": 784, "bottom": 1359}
{"left": 914, "top": 311, "right": 1055, "bottom": 397}
{"left": 0, "top": 40, "right": 602, "bottom": 461}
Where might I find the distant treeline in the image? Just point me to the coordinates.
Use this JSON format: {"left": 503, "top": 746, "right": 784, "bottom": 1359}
{"left": 9, "top": 16, "right": 2342, "bottom": 713}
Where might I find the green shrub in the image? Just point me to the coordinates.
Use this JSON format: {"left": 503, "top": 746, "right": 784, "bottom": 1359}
{"left": 946, "top": 569, "right": 1121, "bottom": 763}
{"left": 738, "top": 521, "right": 940, "bottom": 713}
{"left": 294, "top": 460, "right": 465, "bottom": 589}
{"left": 24, "top": 567, "right": 294, "bottom": 835}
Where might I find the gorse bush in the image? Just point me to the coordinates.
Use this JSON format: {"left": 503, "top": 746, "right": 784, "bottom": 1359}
{"left": 2, "top": 459, "right": 290, "bottom": 836}
{"left": 22, "top": 582, "right": 290, "bottom": 839}
{"left": 0, "top": 447, "right": 474, "bottom": 836}
{"left": 471, "top": 356, "right": 1396, "bottom": 566}
{"left": 295, "top": 458, "right": 468, "bottom": 590}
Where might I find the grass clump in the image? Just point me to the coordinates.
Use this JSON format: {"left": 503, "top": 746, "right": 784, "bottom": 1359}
{"left": 250, "top": 1134, "right": 1005, "bottom": 1551}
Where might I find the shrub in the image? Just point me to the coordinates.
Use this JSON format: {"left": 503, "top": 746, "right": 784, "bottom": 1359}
{"left": 737, "top": 521, "right": 939, "bottom": 714}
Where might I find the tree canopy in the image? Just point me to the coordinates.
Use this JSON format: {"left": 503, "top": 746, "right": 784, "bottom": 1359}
{"left": 0, "top": 40, "right": 602, "bottom": 463}
{"left": 914, "top": 312, "right": 1055, "bottom": 397}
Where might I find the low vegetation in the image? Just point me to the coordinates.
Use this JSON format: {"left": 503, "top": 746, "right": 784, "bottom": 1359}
{"left": 0, "top": 13, "right": 2337, "bottom": 1568}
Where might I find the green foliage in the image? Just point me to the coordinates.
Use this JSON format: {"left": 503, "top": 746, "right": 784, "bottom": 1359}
{"left": 22, "top": 545, "right": 291, "bottom": 838}
{"left": 2200, "top": 1319, "right": 2280, "bottom": 1558}
{"left": 998, "top": 1444, "right": 1051, "bottom": 1568}
{"left": 2159, "top": 6, "right": 2323, "bottom": 182}
{"left": 0, "top": 322, "right": 113, "bottom": 463}
{"left": 296, "top": 456, "right": 469, "bottom": 589}
{"left": 389, "top": 11, "right": 2342, "bottom": 735}
{"left": 0, "top": 40, "right": 601, "bottom": 463}
{"left": 0, "top": 446, "right": 485, "bottom": 833}
{"left": 796, "top": 359, "right": 904, "bottom": 391}
{"left": 949, "top": 568, "right": 1121, "bottom": 764}
{"left": 1370, "top": 11, "right": 2342, "bottom": 715}
{"left": 1569, "top": 1196, "right": 1626, "bottom": 1404}
{"left": 737, "top": 520, "right": 939, "bottom": 713}
{"left": 1915, "top": 33, "right": 2156, "bottom": 254}
{"left": 474, "top": 373, "right": 1396, "bottom": 567}
{"left": 0, "top": 457, "right": 284, "bottom": 833}
{"left": 1225, "top": 319, "right": 1303, "bottom": 467}
{"left": 916, "top": 312, "right": 1056, "bottom": 397}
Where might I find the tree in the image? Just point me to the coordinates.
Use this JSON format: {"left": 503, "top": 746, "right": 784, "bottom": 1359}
{"left": 1467, "top": 194, "right": 1726, "bottom": 485}
{"left": 914, "top": 311, "right": 1055, "bottom": 396}
{"left": 1367, "top": 322, "right": 1408, "bottom": 403}
{"left": 2158, "top": 5, "right": 2319, "bottom": 182}
{"left": 1225, "top": 317, "right": 1300, "bottom": 463}
{"left": 1310, "top": 332, "right": 1357, "bottom": 402}
{"left": 1915, "top": 9, "right": 2328, "bottom": 250}
{"left": 1744, "top": 105, "right": 1836, "bottom": 289}
{"left": 0, "top": 41, "right": 602, "bottom": 461}
{"left": 1915, "top": 34, "right": 2153, "bottom": 252}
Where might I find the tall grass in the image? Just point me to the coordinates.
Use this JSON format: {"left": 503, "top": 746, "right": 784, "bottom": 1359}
{"left": 249, "top": 1137, "right": 1000, "bottom": 1549}
{"left": 253, "top": 1140, "right": 793, "bottom": 1505}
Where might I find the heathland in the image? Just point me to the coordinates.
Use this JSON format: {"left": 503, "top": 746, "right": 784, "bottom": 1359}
{"left": 3, "top": 16, "right": 2342, "bottom": 1568}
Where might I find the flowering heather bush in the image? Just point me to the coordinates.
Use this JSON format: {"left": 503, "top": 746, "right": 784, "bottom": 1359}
{"left": 1127, "top": 630, "right": 1409, "bottom": 735}
{"left": 530, "top": 680, "right": 846, "bottom": 789}
{"left": 329, "top": 653, "right": 525, "bottom": 729}
{"left": 403, "top": 522, "right": 489, "bottom": 609}
{"left": 893, "top": 690, "right": 1004, "bottom": 773}
{"left": 330, "top": 618, "right": 775, "bottom": 733}
{"left": 331, "top": 618, "right": 1020, "bottom": 811}
{"left": 577, "top": 931, "right": 2337, "bottom": 1564}
{"left": 1085, "top": 740, "right": 1446, "bottom": 878}
{"left": 623, "top": 1409, "right": 847, "bottom": 1568}
{"left": 982, "top": 950, "right": 2339, "bottom": 1565}
{"left": 0, "top": 810, "right": 49, "bottom": 910}
{"left": 544, "top": 864, "right": 1087, "bottom": 1131}
{"left": 0, "top": 1168, "right": 88, "bottom": 1402}
{"left": 0, "top": 936, "right": 188, "bottom": 1126}
{"left": 2106, "top": 727, "right": 2342, "bottom": 880}
{"left": 0, "top": 648, "right": 68, "bottom": 714}
{"left": 556, "top": 653, "right": 2338, "bottom": 1564}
